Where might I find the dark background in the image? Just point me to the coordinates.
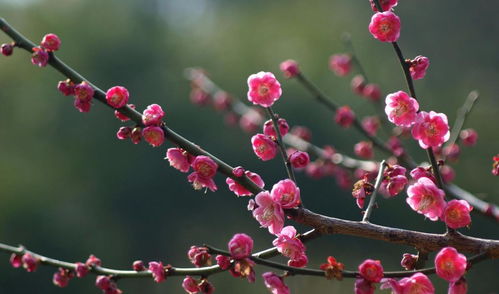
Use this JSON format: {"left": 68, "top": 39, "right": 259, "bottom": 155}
{"left": 0, "top": 0, "right": 498, "bottom": 293}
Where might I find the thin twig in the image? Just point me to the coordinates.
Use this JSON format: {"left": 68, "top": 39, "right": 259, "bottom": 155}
{"left": 266, "top": 107, "right": 296, "bottom": 182}
{"left": 362, "top": 160, "right": 387, "bottom": 222}
{"left": 446, "top": 90, "right": 479, "bottom": 148}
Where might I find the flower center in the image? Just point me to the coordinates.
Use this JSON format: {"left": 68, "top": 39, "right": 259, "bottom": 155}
{"left": 258, "top": 85, "right": 270, "bottom": 96}
{"left": 418, "top": 194, "right": 434, "bottom": 211}
{"left": 263, "top": 205, "right": 274, "bottom": 221}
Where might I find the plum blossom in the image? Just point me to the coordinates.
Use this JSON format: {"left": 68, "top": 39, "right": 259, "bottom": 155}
{"left": 380, "top": 273, "right": 435, "bottom": 294}
{"left": 228, "top": 233, "right": 253, "bottom": 260}
{"left": 272, "top": 226, "right": 307, "bottom": 267}
{"left": 262, "top": 272, "right": 290, "bottom": 294}
{"left": 252, "top": 191, "right": 284, "bottom": 234}
{"left": 251, "top": 134, "right": 278, "bottom": 161}
{"left": 247, "top": 72, "right": 282, "bottom": 107}
{"left": 368, "top": 11, "right": 401, "bottom": 42}
{"left": 408, "top": 55, "right": 430, "bottom": 80}
{"left": 358, "top": 259, "right": 384, "bottom": 283}
{"left": 329, "top": 54, "right": 352, "bottom": 76}
{"left": 226, "top": 170, "right": 265, "bottom": 197}
{"left": 411, "top": 111, "right": 450, "bottom": 149}
{"left": 271, "top": 179, "right": 301, "bottom": 209}
{"left": 406, "top": 177, "right": 446, "bottom": 221}
{"left": 434, "top": 247, "right": 467, "bottom": 282}
{"left": 280, "top": 59, "right": 300, "bottom": 79}
{"left": 385, "top": 91, "right": 419, "bottom": 127}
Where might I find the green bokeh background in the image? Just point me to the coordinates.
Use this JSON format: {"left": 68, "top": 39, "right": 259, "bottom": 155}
{"left": 0, "top": 0, "right": 498, "bottom": 293}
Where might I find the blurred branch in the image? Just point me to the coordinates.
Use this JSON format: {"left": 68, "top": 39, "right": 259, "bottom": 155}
{"left": 446, "top": 90, "right": 480, "bottom": 148}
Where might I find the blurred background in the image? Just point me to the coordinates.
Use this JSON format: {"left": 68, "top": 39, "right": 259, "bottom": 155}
{"left": 0, "top": 0, "right": 498, "bottom": 293}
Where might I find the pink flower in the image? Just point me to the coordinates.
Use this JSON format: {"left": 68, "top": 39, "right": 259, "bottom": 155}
{"left": 74, "top": 81, "right": 94, "bottom": 102}
{"left": 408, "top": 56, "right": 430, "bottom": 80}
{"left": 251, "top": 133, "right": 278, "bottom": 161}
{"left": 31, "top": 46, "right": 49, "bottom": 67}
{"left": 190, "top": 88, "right": 210, "bottom": 106}
{"left": 142, "top": 104, "right": 165, "bottom": 126}
{"left": 271, "top": 179, "right": 301, "bottom": 209}
{"left": 106, "top": 86, "right": 129, "bottom": 108}
{"left": 262, "top": 272, "right": 290, "bottom": 294}
{"left": 199, "top": 279, "right": 215, "bottom": 294}
{"left": 280, "top": 60, "right": 300, "bottom": 78}
{"left": 187, "top": 172, "right": 217, "bottom": 192}
{"left": 369, "top": 0, "right": 398, "bottom": 12}
{"left": 354, "top": 141, "right": 374, "bottom": 159}
{"left": 230, "top": 258, "right": 256, "bottom": 283}
{"left": 166, "top": 148, "right": 192, "bottom": 173}
{"left": 385, "top": 91, "right": 419, "bottom": 127}
{"left": 289, "top": 151, "right": 310, "bottom": 169}
{"left": 380, "top": 273, "right": 434, "bottom": 294}
{"left": 400, "top": 253, "right": 417, "bottom": 271}
{"left": 362, "top": 116, "right": 380, "bottom": 136}
{"left": 57, "top": 79, "right": 75, "bottom": 96}
{"left": 216, "top": 255, "right": 231, "bottom": 270}
{"left": 21, "top": 253, "right": 39, "bottom": 272}
{"left": 368, "top": 11, "right": 401, "bottom": 43}
{"left": 40, "top": 33, "right": 61, "bottom": 51}
{"left": 228, "top": 233, "right": 253, "bottom": 259}
{"left": 116, "top": 126, "right": 132, "bottom": 140}
{"left": 288, "top": 254, "right": 308, "bottom": 267}
{"left": 335, "top": 105, "right": 355, "bottom": 128}
{"left": 192, "top": 156, "right": 218, "bottom": 178}
{"left": 75, "top": 262, "right": 89, "bottom": 278}
{"left": 226, "top": 170, "right": 265, "bottom": 197}
{"left": 263, "top": 118, "right": 289, "bottom": 139}
{"left": 411, "top": 111, "right": 450, "bottom": 149}
{"left": 406, "top": 177, "right": 446, "bottom": 221}
{"left": 9, "top": 254, "right": 22, "bottom": 268}
{"left": 182, "top": 276, "right": 201, "bottom": 294}
{"left": 459, "top": 129, "right": 478, "bottom": 146}
{"left": 1, "top": 43, "right": 14, "bottom": 56}
{"left": 188, "top": 246, "right": 212, "bottom": 267}
{"left": 410, "top": 166, "right": 437, "bottom": 184}
{"left": 86, "top": 254, "right": 102, "bottom": 267}
{"left": 272, "top": 226, "right": 307, "bottom": 266}
{"left": 435, "top": 247, "right": 467, "bottom": 282}
{"left": 132, "top": 260, "right": 146, "bottom": 271}
{"left": 232, "top": 166, "right": 245, "bottom": 177}
{"left": 358, "top": 259, "right": 384, "bottom": 283}
{"left": 252, "top": 191, "right": 284, "bottom": 234}
{"left": 148, "top": 261, "right": 166, "bottom": 283}
{"left": 362, "top": 84, "right": 381, "bottom": 101}
{"left": 354, "top": 278, "right": 375, "bottom": 294}
{"left": 74, "top": 98, "right": 91, "bottom": 113}
{"left": 380, "top": 165, "right": 407, "bottom": 197}
{"left": 448, "top": 277, "right": 467, "bottom": 294}
{"left": 53, "top": 268, "right": 71, "bottom": 288}
{"left": 247, "top": 72, "right": 282, "bottom": 107}
{"left": 351, "top": 75, "right": 366, "bottom": 95}
{"left": 387, "top": 136, "right": 405, "bottom": 156}
{"left": 442, "top": 200, "right": 472, "bottom": 229}
{"left": 95, "top": 275, "right": 111, "bottom": 290}
{"left": 329, "top": 54, "right": 352, "bottom": 76}
{"left": 142, "top": 126, "right": 165, "bottom": 147}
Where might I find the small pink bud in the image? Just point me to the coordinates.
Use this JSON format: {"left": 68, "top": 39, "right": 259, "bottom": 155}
{"left": 232, "top": 166, "right": 245, "bottom": 177}
{"left": 239, "top": 109, "right": 262, "bottom": 133}
{"left": 114, "top": 104, "right": 135, "bottom": 121}
{"left": 57, "top": 79, "right": 75, "bottom": 96}
{"left": 182, "top": 276, "right": 201, "bottom": 294}
{"left": 449, "top": 277, "right": 468, "bottom": 294}
{"left": 280, "top": 59, "right": 300, "bottom": 78}
{"left": 130, "top": 127, "right": 142, "bottom": 144}
{"left": 263, "top": 118, "right": 289, "bottom": 139}
{"left": 31, "top": 47, "right": 49, "bottom": 67}
{"left": 358, "top": 259, "right": 384, "bottom": 283}
{"left": 228, "top": 233, "right": 253, "bottom": 260}
{"left": 216, "top": 255, "right": 231, "bottom": 270}
{"left": 86, "top": 254, "right": 102, "bottom": 267}
{"left": 440, "top": 165, "right": 455, "bottom": 183}
{"left": 362, "top": 84, "right": 381, "bottom": 101}
{"left": 40, "top": 33, "right": 61, "bottom": 51}
{"left": 362, "top": 116, "right": 380, "bottom": 137}
{"left": 190, "top": 88, "right": 210, "bottom": 106}
{"left": 106, "top": 86, "right": 129, "bottom": 109}
{"left": 400, "top": 253, "right": 418, "bottom": 270}
{"left": 335, "top": 105, "right": 355, "bottom": 128}
{"left": 74, "top": 82, "right": 94, "bottom": 102}
{"left": 443, "top": 144, "right": 460, "bottom": 161}
{"left": 329, "top": 54, "right": 352, "bottom": 76}
{"left": 226, "top": 171, "right": 265, "bottom": 197}
{"left": 459, "top": 129, "right": 478, "bottom": 146}
{"left": 435, "top": 247, "right": 467, "bottom": 282}
{"left": 142, "top": 126, "right": 165, "bottom": 147}
{"left": 73, "top": 98, "right": 91, "bottom": 113}
{"left": 21, "top": 253, "right": 38, "bottom": 272}
{"left": 10, "top": 253, "right": 22, "bottom": 268}
{"left": 251, "top": 133, "right": 278, "bottom": 161}
{"left": 369, "top": 0, "right": 398, "bottom": 12}
{"left": 95, "top": 275, "right": 111, "bottom": 290}
{"left": 53, "top": 268, "right": 71, "bottom": 288}
{"left": 149, "top": 261, "right": 166, "bottom": 283}
{"left": 387, "top": 136, "right": 405, "bottom": 156}
{"left": 142, "top": 104, "right": 165, "bottom": 126}
{"left": 1, "top": 43, "right": 14, "bottom": 56}
{"left": 166, "top": 148, "right": 191, "bottom": 173}
{"left": 133, "top": 260, "right": 146, "bottom": 271}
{"left": 289, "top": 151, "right": 310, "bottom": 169}
{"left": 116, "top": 126, "right": 132, "bottom": 140}
{"left": 408, "top": 56, "right": 430, "bottom": 80}
{"left": 354, "top": 141, "right": 374, "bottom": 159}
{"left": 213, "top": 91, "right": 232, "bottom": 111}
{"left": 290, "top": 126, "right": 312, "bottom": 141}
{"left": 247, "top": 72, "right": 282, "bottom": 108}
{"left": 188, "top": 246, "right": 212, "bottom": 267}
{"left": 442, "top": 200, "right": 472, "bottom": 229}
{"left": 368, "top": 11, "right": 401, "bottom": 43}
{"left": 351, "top": 75, "right": 366, "bottom": 95}
{"left": 75, "top": 262, "right": 89, "bottom": 278}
